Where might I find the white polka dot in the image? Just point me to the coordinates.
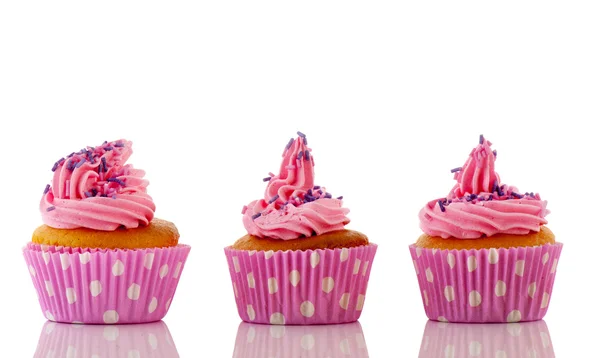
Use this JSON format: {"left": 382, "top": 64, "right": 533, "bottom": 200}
{"left": 29, "top": 265, "right": 36, "bottom": 276}
{"left": 268, "top": 277, "right": 278, "bottom": 294}
{"left": 148, "top": 297, "right": 158, "bottom": 313}
{"left": 426, "top": 267, "right": 434, "bottom": 283}
{"left": 488, "top": 248, "right": 499, "bottom": 264}
{"left": 248, "top": 250, "right": 256, "bottom": 256}
{"left": 507, "top": 323, "right": 522, "bottom": 337}
{"left": 270, "top": 312, "right": 285, "bottom": 325}
{"left": 103, "top": 326, "right": 119, "bottom": 341}
{"left": 356, "top": 294, "right": 365, "bottom": 311}
{"left": 173, "top": 262, "right": 182, "bottom": 279}
{"left": 300, "top": 301, "right": 315, "bottom": 317}
{"left": 246, "top": 326, "right": 256, "bottom": 343}
{"left": 528, "top": 349, "right": 538, "bottom": 358}
{"left": 66, "top": 288, "right": 77, "bottom": 304}
{"left": 233, "top": 282, "right": 239, "bottom": 298}
{"left": 353, "top": 259, "right": 361, "bottom": 274}
{"left": 247, "top": 305, "right": 256, "bottom": 321}
{"left": 127, "top": 350, "right": 141, "bottom": 358}
{"left": 159, "top": 264, "right": 169, "bottom": 278}
{"left": 495, "top": 280, "right": 506, "bottom": 297}
{"left": 362, "top": 261, "right": 369, "bottom": 276}
{"left": 91, "top": 355, "right": 100, "bottom": 358}
{"left": 444, "top": 286, "right": 455, "bottom": 302}
{"left": 270, "top": 326, "right": 285, "bottom": 338}
{"left": 438, "top": 316, "right": 448, "bottom": 322}
{"left": 301, "top": 334, "right": 315, "bottom": 350}
{"left": 90, "top": 280, "right": 102, "bottom": 297}
{"left": 541, "top": 293, "right": 550, "bottom": 308}
{"left": 469, "top": 290, "right": 482, "bottom": 307}
{"left": 148, "top": 333, "right": 158, "bottom": 350}
{"left": 496, "top": 351, "right": 508, "bottom": 358}
{"left": 79, "top": 252, "right": 91, "bottom": 264}
{"left": 340, "top": 248, "right": 349, "bottom": 262}
{"left": 45, "top": 281, "right": 54, "bottom": 297}
{"left": 507, "top": 310, "right": 521, "bottom": 323}
{"left": 310, "top": 252, "right": 320, "bottom": 268}
{"left": 66, "top": 346, "right": 76, "bottom": 358}
{"left": 423, "top": 290, "right": 429, "bottom": 306}
{"left": 46, "top": 350, "right": 55, "bottom": 358}
{"left": 103, "top": 310, "right": 119, "bottom": 324}
{"left": 127, "top": 283, "right": 141, "bottom": 300}
{"left": 467, "top": 256, "right": 478, "bottom": 272}
{"left": 60, "top": 253, "right": 71, "bottom": 270}
{"left": 247, "top": 273, "right": 255, "bottom": 288}
{"left": 232, "top": 257, "right": 240, "bottom": 272}
{"left": 144, "top": 253, "right": 154, "bottom": 269}
{"left": 42, "top": 251, "right": 50, "bottom": 265}
{"left": 515, "top": 260, "right": 525, "bottom": 277}
{"left": 432, "top": 249, "right": 438, "bottom": 255}
{"left": 445, "top": 344, "right": 455, "bottom": 358}
{"left": 542, "top": 252, "right": 549, "bottom": 265}
{"left": 322, "top": 277, "right": 334, "bottom": 293}
{"left": 340, "top": 339, "right": 351, "bottom": 355}
{"left": 339, "top": 293, "right": 350, "bottom": 309}
{"left": 528, "top": 282, "right": 537, "bottom": 299}
{"left": 469, "top": 341, "right": 482, "bottom": 356}
{"left": 447, "top": 253, "right": 456, "bottom": 269}
{"left": 166, "top": 298, "right": 172, "bottom": 310}
{"left": 289, "top": 270, "right": 300, "bottom": 287}
{"left": 550, "top": 259, "right": 558, "bottom": 273}
{"left": 413, "top": 260, "right": 419, "bottom": 275}
{"left": 45, "top": 311, "right": 55, "bottom": 321}
{"left": 45, "top": 322, "right": 56, "bottom": 334}
{"left": 264, "top": 250, "right": 274, "bottom": 259}
{"left": 540, "top": 331, "right": 550, "bottom": 348}
{"left": 112, "top": 260, "right": 125, "bottom": 276}
{"left": 416, "top": 247, "right": 423, "bottom": 257}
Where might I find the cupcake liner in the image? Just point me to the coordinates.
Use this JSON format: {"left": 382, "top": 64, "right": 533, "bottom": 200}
{"left": 34, "top": 320, "right": 179, "bottom": 358}
{"left": 233, "top": 321, "right": 369, "bottom": 358}
{"left": 409, "top": 243, "right": 562, "bottom": 323}
{"left": 224, "top": 244, "right": 377, "bottom": 325}
{"left": 23, "top": 242, "right": 191, "bottom": 324}
{"left": 419, "top": 319, "right": 555, "bottom": 357}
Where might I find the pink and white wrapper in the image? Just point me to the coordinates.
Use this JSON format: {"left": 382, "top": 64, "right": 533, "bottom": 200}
{"left": 233, "top": 321, "right": 369, "bottom": 358}
{"left": 34, "top": 320, "right": 179, "bottom": 357}
{"left": 224, "top": 244, "right": 377, "bottom": 325}
{"left": 409, "top": 243, "right": 562, "bottom": 323}
{"left": 419, "top": 319, "right": 555, "bottom": 357}
{"left": 23, "top": 242, "right": 191, "bottom": 324}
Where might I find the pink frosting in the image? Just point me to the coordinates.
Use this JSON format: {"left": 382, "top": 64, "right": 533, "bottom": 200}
{"left": 419, "top": 136, "right": 549, "bottom": 239}
{"left": 242, "top": 134, "right": 350, "bottom": 240}
{"left": 40, "top": 140, "right": 155, "bottom": 230}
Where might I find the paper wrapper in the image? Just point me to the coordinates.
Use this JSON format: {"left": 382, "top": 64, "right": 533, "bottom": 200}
{"left": 233, "top": 321, "right": 369, "bottom": 358}
{"left": 34, "top": 320, "right": 179, "bottom": 358}
{"left": 224, "top": 244, "right": 377, "bottom": 325}
{"left": 419, "top": 319, "right": 555, "bottom": 358}
{"left": 23, "top": 242, "right": 191, "bottom": 324}
{"left": 409, "top": 243, "right": 562, "bottom": 323}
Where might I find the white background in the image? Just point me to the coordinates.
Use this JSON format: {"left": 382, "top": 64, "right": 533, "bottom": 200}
{"left": 1, "top": 1, "right": 598, "bottom": 357}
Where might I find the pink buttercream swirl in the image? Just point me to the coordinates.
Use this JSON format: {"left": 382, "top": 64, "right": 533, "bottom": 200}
{"left": 242, "top": 133, "right": 350, "bottom": 240}
{"left": 40, "top": 140, "right": 155, "bottom": 230}
{"left": 419, "top": 136, "right": 549, "bottom": 239}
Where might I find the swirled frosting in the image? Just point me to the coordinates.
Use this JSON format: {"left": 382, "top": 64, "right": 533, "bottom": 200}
{"left": 40, "top": 140, "right": 155, "bottom": 230}
{"left": 419, "top": 135, "right": 549, "bottom": 239}
{"left": 242, "top": 132, "right": 350, "bottom": 240}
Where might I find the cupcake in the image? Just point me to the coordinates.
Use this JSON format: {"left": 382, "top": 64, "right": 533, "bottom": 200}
{"left": 224, "top": 132, "right": 377, "bottom": 325}
{"left": 23, "top": 140, "right": 191, "bottom": 324}
{"left": 410, "top": 135, "right": 562, "bottom": 323}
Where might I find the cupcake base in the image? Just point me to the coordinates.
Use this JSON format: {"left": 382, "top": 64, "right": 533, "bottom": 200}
{"left": 224, "top": 244, "right": 377, "bottom": 325}
{"left": 23, "top": 243, "right": 191, "bottom": 324}
{"left": 409, "top": 243, "right": 562, "bottom": 323}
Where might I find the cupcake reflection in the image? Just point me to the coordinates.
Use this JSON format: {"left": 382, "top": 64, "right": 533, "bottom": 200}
{"left": 419, "top": 319, "right": 555, "bottom": 358}
{"left": 233, "top": 321, "right": 369, "bottom": 358}
{"left": 34, "top": 320, "right": 179, "bottom": 358}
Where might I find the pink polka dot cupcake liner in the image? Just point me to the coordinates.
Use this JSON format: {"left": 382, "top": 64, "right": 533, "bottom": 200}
{"left": 233, "top": 321, "right": 369, "bottom": 357}
{"left": 224, "top": 244, "right": 377, "bottom": 325}
{"left": 23, "top": 242, "right": 191, "bottom": 324}
{"left": 419, "top": 319, "right": 555, "bottom": 357}
{"left": 409, "top": 243, "right": 562, "bottom": 323}
{"left": 34, "top": 320, "right": 179, "bottom": 357}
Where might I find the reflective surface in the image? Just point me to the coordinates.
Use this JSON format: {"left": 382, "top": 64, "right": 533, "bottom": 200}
{"left": 34, "top": 320, "right": 179, "bottom": 358}
{"left": 233, "top": 322, "right": 369, "bottom": 358}
{"left": 419, "top": 319, "right": 555, "bottom": 358}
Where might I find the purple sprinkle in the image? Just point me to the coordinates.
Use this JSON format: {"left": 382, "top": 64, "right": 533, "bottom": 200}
{"left": 304, "top": 151, "right": 310, "bottom": 161}
{"left": 285, "top": 138, "right": 294, "bottom": 150}
{"left": 75, "top": 159, "right": 86, "bottom": 168}
{"left": 84, "top": 191, "right": 92, "bottom": 198}
{"left": 324, "top": 193, "right": 332, "bottom": 199}
{"left": 107, "top": 178, "right": 126, "bottom": 186}
{"left": 101, "top": 157, "right": 107, "bottom": 172}
{"left": 103, "top": 141, "right": 108, "bottom": 144}
{"left": 114, "top": 142, "right": 125, "bottom": 148}
{"left": 46, "top": 206, "right": 56, "bottom": 212}
{"left": 450, "top": 167, "right": 462, "bottom": 173}
{"left": 91, "top": 188, "right": 98, "bottom": 196}
{"left": 67, "top": 152, "right": 75, "bottom": 158}
{"left": 512, "top": 192, "right": 523, "bottom": 199}
{"left": 466, "top": 195, "right": 473, "bottom": 202}
{"left": 58, "top": 157, "right": 65, "bottom": 164}
{"left": 337, "top": 196, "right": 343, "bottom": 200}
{"left": 51, "top": 162, "right": 59, "bottom": 172}
{"left": 268, "top": 194, "right": 279, "bottom": 204}
{"left": 479, "top": 134, "right": 484, "bottom": 144}
{"left": 263, "top": 177, "right": 272, "bottom": 182}
{"left": 112, "top": 194, "right": 117, "bottom": 199}
{"left": 438, "top": 200, "right": 446, "bottom": 212}
{"left": 307, "top": 189, "right": 313, "bottom": 196}
{"left": 492, "top": 180, "right": 499, "bottom": 194}
{"left": 313, "top": 186, "right": 320, "bottom": 189}
{"left": 488, "top": 195, "right": 493, "bottom": 201}
{"left": 43, "top": 184, "right": 50, "bottom": 194}
{"left": 251, "top": 212, "right": 261, "bottom": 220}
{"left": 493, "top": 150, "right": 497, "bottom": 157}
{"left": 304, "top": 194, "right": 315, "bottom": 202}
{"left": 297, "top": 151, "right": 304, "bottom": 160}
{"left": 66, "top": 159, "right": 74, "bottom": 171}
{"left": 297, "top": 131, "right": 306, "bottom": 138}
{"left": 104, "top": 146, "right": 113, "bottom": 151}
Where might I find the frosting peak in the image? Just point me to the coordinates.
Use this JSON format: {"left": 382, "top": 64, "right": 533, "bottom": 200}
{"left": 40, "top": 140, "right": 155, "bottom": 230}
{"left": 242, "top": 133, "right": 350, "bottom": 240}
{"left": 449, "top": 135, "right": 500, "bottom": 199}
